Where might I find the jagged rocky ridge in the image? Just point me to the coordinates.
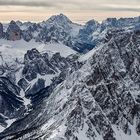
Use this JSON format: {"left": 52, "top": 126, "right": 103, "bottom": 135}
{"left": 1, "top": 14, "right": 140, "bottom": 53}
{"left": 0, "top": 44, "right": 81, "bottom": 132}
{"left": 0, "top": 25, "right": 140, "bottom": 140}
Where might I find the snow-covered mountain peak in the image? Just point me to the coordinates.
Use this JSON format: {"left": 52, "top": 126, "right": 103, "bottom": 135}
{"left": 102, "top": 18, "right": 118, "bottom": 27}
{"left": 47, "top": 13, "right": 72, "bottom": 25}
{"left": 8, "top": 20, "right": 20, "bottom": 30}
{"left": 86, "top": 19, "right": 99, "bottom": 26}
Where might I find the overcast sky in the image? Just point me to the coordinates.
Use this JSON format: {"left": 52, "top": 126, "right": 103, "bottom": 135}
{"left": 0, "top": 0, "right": 140, "bottom": 23}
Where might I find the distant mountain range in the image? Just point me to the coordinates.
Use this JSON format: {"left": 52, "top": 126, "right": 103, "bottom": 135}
{"left": 0, "top": 14, "right": 140, "bottom": 52}
{"left": 0, "top": 14, "right": 140, "bottom": 140}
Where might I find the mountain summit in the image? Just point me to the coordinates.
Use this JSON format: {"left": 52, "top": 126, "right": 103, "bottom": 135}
{"left": 47, "top": 13, "right": 73, "bottom": 25}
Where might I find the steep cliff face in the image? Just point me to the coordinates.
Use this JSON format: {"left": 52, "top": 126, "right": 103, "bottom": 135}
{"left": 6, "top": 21, "right": 21, "bottom": 41}
{"left": 0, "top": 77, "right": 25, "bottom": 133}
{"left": 0, "top": 28, "right": 140, "bottom": 140}
{"left": 0, "top": 23, "right": 3, "bottom": 39}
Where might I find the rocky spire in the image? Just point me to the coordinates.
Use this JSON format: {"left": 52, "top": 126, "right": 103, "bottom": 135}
{"left": 6, "top": 20, "right": 21, "bottom": 41}
{"left": 0, "top": 23, "right": 3, "bottom": 38}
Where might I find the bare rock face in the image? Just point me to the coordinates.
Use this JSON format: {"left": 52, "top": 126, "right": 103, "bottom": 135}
{"left": 0, "top": 77, "right": 25, "bottom": 128}
{"left": 6, "top": 20, "right": 21, "bottom": 41}
{"left": 22, "top": 48, "right": 56, "bottom": 81}
{"left": 0, "top": 23, "right": 3, "bottom": 38}
{"left": 22, "top": 30, "right": 33, "bottom": 42}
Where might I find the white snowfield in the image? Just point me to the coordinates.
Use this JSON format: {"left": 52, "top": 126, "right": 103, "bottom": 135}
{"left": 0, "top": 39, "right": 76, "bottom": 59}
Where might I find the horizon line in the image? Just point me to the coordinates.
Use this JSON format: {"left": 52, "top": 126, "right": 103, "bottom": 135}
{"left": 0, "top": 13, "right": 140, "bottom": 25}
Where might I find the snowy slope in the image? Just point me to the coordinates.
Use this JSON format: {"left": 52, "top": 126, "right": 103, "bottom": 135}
{"left": 0, "top": 39, "right": 76, "bottom": 56}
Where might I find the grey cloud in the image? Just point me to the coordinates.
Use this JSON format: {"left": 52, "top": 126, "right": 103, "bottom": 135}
{"left": 0, "top": 0, "right": 83, "bottom": 7}
{"left": 0, "top": 0, "right": 54, "bottom": 7}
{"left": 104, "top": 7, "right": 140, "bottom": 12}
{"left": 99, "top": 3, "right": 140, "bottom": 12}
{"left": 0, "top": 0, "right": 140, "bottom": 13}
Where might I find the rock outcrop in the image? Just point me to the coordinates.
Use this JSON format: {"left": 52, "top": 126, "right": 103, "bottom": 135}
{"left": 0, "top": 77, "right": 25, "bottom": 129}
{"left": 0, "top": 23, "right": 3, "bottom": 38}
{"left": 6, "top": 21, "right": 21, "bottom": 41}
